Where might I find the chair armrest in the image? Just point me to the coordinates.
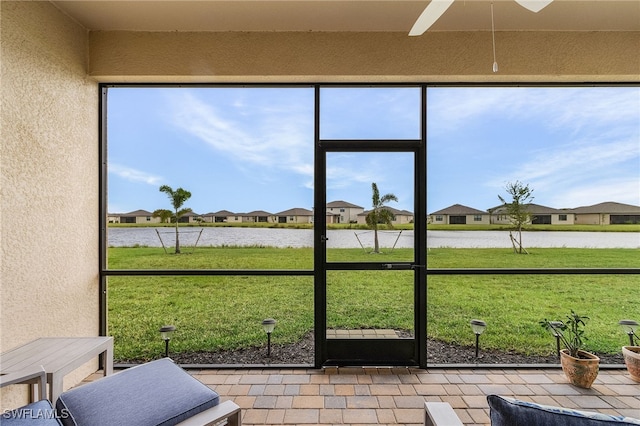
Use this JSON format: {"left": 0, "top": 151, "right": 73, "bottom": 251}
{"left": 425, "top": 402, "right": 464, "bottom": 426}
{"left": 176, "top": 400, "right": 241, "bottom": 426}
{"left": 0, "top": 365, "right": 47, "bottom": 401}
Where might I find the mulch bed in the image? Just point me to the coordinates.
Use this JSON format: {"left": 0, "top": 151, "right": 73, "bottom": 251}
{"left": 119, "top": 331, "right": 625, "bottom": 366}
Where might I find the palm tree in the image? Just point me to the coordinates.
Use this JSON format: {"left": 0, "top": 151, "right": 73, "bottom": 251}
{"left": 365, "top": 182, "right": 398, "bottom": 254}
{"left": 159, "top": 185, "right": 192, "bottom": 254}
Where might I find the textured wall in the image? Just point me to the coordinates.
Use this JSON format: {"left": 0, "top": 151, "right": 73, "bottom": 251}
{"left": 0, "top": 1, "right": 98, "bottom": 407}
{"left": 89, "top": 30, "right": 640, "bottom": 83}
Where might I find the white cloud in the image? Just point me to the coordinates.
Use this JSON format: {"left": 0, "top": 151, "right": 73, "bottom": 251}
{"left": 487, "top": 136, "right": 639, "bottom": 207}
{"left": 429, "top": 87, "right": 640, "bottom": 136}
{"left": 454, "top": 87, "right": 640, "bottom": 208}
{"left": 514, "top": 139, "right": 636, "bottom": 183}
{"left": 548, "top": 178, "right": 640, "bottom": 208}
{"left": 167, "top": 91, "right": 313, "bottom": 179}
{"left": 109, "top": 164, "right": 162, "bottom": 185}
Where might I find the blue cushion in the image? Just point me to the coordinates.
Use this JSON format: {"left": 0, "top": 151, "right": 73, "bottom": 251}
{"left": 488, "top": 395, "right": 640, "bottom": 426}
{"left": 55, "top": 358, "right": 219, "bottom": 426}
{"left": 0, "top": 400, "right": 62, "bottom": 425}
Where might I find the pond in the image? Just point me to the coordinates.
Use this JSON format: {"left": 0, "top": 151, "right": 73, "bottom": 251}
{"left": 107, "top": 227, "right": 639, "bottom": 249}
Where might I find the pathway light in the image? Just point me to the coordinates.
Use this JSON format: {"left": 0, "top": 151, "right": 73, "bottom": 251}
{"left": 619, "top": 319, "right": 639, "bottom": 346}
{"left": 262, "top": 318, "right": 276, "bottom": 357}
{"left": 159, "top": 325, "right": 176, "bottom": 357}
{"left": 470, "top": 319, "right": 487, "bottom": 358}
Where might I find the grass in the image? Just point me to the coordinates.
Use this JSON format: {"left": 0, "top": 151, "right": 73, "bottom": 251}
{"left": 107, "top": 247, "right": 639, "bottom": 361}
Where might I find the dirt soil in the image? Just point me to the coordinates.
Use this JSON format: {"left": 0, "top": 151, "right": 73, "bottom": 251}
{"left": 126, "top": 332, "right": 624, "bottom": 366}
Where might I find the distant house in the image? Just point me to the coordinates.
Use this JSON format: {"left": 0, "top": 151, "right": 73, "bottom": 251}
{"left": 489, "top": 203, "right": 574, "bottom": 225}
{"left": 571, "top": 201, "right": 640, "bottom": 225}
{"left": 243, "top": 210, "right": 276, "bottom": 223}
{"left": 356, "top": 207, "right": 414, "bottom": 225}
{"left": 276, "top": 208, "right": 314, "bottom": 224}
{"left": 429, "top": 204, "right": 489, "bottom": 225}
{"left": 110, "top": 209, "right": 160, "bottom": 224}
{"left": 201, "top": 210, "right": 234, "bottom": 223}
{"left": 178, "top": 211, "right": 202, "bottom": 223}
{"left": 326, "top": 200, "right": 364, "bottom": 224}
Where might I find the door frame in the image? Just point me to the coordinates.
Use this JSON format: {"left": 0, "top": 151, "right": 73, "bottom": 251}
{"left": 313, "top": 85, "right": 427, "bottom": 367}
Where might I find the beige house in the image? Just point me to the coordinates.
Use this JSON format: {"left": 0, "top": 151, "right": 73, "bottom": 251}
{"left": 489, "top": 203, "right": 575, "bottom": 225}
{"left": 326, "top": 200, "right": 364, "bottom": 224}
{"left": 357, "top": 207, "right": 414, "bottom": 225}
{"left": 429, "top": 204, "right": 490, "bottom": 225}
{"left": 276, "top": 208, "right": 314, "bottom": 224}
{"left": 2, "top": 0, "right": 638, "bottom": 408}
{"left": 572, "top": 201, "right": 640, "bottom": 225}
{"left": 241, "top": 210, "right": 276, "bottom": 223}
{"left": 201, "top": 210, "right": 234, "bottom": 223}
{"left": 110, "top": 209, "right": 161, "bottom": 224}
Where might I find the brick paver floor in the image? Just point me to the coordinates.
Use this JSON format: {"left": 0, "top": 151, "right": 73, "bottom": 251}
{"left": 194, "top": 367, "right": 639, "bottom": 426}
{"left": 87, "top": 367, "right": 639, "bottom": 425}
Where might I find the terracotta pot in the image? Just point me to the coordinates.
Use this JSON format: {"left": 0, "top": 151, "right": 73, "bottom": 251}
{"left": 622, "top": 346, "right": 640, "bottom": 382}
{"left": 559, "top": 349, "right": 600, "bottom": 389}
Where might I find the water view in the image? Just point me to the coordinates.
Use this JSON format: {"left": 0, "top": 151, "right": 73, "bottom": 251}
{"left": 107, "top": 227, "right": 639, "bottom": 249}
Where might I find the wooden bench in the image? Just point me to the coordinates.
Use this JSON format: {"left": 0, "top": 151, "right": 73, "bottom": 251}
{"left": 0, "top": 337, "right": 113, "bottom": 403}
{"left": 424, "top": 401, "right": 464, "bottom": 426}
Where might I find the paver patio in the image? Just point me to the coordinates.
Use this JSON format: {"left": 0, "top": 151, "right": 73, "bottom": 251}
{"left": 85, "top": 366, "right": 639, "bottom": 425}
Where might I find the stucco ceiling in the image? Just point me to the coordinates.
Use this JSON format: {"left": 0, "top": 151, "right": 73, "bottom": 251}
{"left": 52, "top": 0, "right": 640, "bottom": 33}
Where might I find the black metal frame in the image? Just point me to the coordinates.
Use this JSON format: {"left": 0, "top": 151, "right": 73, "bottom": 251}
{"left": 98, "top": 82, "right": 640, "bottom": 370}
{"left": 314, "top": 84, "right": 427, "bottom": 367}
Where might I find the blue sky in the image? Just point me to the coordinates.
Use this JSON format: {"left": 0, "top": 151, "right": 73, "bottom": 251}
{"left": 107, "top": 86, "right": 639, "bottom": 215}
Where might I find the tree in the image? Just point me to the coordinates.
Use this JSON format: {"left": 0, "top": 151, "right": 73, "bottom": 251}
{"left": 498, "top": 181, "right": 534, "bottom": 254}
{"left": 365, "top": 182, "right": 398, "bottom": 254}
{"left": 159, "top": 185, "right": 192, "bottom": 254}
{"left": 152, "top": 209, "right": 173, "bottom": 224}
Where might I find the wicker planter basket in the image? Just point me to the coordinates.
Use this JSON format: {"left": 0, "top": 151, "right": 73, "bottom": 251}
{"left": 622, "top": 346, "right": 640, "bottom": 382}
{"left": 560, "top": 349, "right": 600, "bottom": 389}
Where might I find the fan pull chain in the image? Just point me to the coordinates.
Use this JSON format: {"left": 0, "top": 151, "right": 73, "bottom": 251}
{"left": 491, "top": 2, "right": 498, "bottom": 73}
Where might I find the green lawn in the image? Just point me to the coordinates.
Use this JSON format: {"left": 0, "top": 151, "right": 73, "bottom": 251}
{"left": 107, "top": 247, "right": 639, "bottom": 361}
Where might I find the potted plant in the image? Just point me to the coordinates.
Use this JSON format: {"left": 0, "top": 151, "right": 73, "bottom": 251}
{"left": 540, "top": 310, "right": 600, "bottom": 389}
{"left": 619, "top": 320, "right": 640, "bottom": 382}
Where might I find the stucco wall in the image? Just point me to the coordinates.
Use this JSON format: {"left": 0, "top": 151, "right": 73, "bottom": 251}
{"left": 1, "top": 1, "right": 98, "bottom": 407}
{"left": 89, "top": 30, "right": 640, "bottom": 83}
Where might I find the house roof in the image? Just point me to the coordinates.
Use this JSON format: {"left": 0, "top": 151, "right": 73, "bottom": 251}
{"left": 359, "top": 207, "right": 414, "bottom": 216}
{"left": 121, "top": 209, "right": 154, "bottom": 216}
{"left": 276, "top": 208, "right": 314, "bottom": 216}
{"left": 207, "top": 210, "right": 235, "bottom": 216}
{"left": 489, "top": 203, "right": 564, "bottom": 214}
{"left": 327, "top": 200, "right": 363, "bottom": 209}
{"left": 244, "top": 210, "right": 272, "bottom": 216}
{"left": 430, "top": 204, "right": 486, "bottom": 215}
{"left": 570, "top": 201, "right": 640, "bottom": 214}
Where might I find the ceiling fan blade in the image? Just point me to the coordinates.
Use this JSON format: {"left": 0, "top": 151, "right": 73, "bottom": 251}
{"left": 514, "top": 0, "right": 553, "bottom": 13}
{"left": 409, "top": 0, "right": 455, "bottom": 36}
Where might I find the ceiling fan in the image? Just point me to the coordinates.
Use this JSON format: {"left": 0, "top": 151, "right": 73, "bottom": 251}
{"left": 409, "top": 0, "right": 554, "bottom": 36}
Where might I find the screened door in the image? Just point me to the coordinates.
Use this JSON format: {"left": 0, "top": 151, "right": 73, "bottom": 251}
{"left": 314, "top": 86, "right": 427, "bottom": 367}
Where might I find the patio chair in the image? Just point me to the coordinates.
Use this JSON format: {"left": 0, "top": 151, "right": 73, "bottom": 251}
{"left": 1, "top": 358, "right": 241, "bottom": 426}
{"left": 425, "top": 396, "right": 640, "bottom": 426}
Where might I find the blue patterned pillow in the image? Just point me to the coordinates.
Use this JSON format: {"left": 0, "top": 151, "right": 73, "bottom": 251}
{"left": 488, "top": 395, "right": 640, "bottom": 426}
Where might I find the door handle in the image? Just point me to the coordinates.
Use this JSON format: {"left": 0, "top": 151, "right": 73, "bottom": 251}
{"left": 381, "top": 263, "right": 413, "bottom": 270}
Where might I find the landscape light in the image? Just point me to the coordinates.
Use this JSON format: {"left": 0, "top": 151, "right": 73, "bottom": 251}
{"left": 546, "top": 321, "right": 565, "bottom": 357}
{"left": 159, "top": 325, "right": 176, "bottom": 357}
{"left": 619, "top": 319, "right": 639, "bottom": 346}
{"left": 470, "top": 319, "right": 487, "bottom": 358}
{"left": 261, "top": 318, "right": 277, "bottom": 357}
